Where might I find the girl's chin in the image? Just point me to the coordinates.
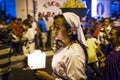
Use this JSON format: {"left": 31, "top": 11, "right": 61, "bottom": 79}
{"left": 55, "top": 37, "right": 60, "bottom": 40}
{"left": 55, "top": 37, "right": 64, "bottom": 41}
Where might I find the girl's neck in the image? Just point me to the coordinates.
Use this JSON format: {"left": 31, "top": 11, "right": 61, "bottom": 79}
{"left": 63, "top": 40, "right": 77, "bottom": 48}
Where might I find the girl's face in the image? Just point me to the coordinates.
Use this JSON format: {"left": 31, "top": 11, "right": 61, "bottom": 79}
{"left": 54, "top": 17, "right": 68, "bottom": 41}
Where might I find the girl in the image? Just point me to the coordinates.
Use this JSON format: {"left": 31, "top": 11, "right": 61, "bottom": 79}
{"left": 35, "top": 12, "right": 87, "bottom": 80}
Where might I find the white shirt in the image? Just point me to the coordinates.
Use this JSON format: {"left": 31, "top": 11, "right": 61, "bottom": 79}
{"left": 31, "top": 21, "right": 38, "bottom": 36}
{"left": 97, "top": 25, "right": 112, "bottom": 45}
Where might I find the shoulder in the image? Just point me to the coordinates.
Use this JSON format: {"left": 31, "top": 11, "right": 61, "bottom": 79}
{"left": 69, "top": 43, "right": 84, "bottom": 54}
{"left": 68, "top": 43, "right": 86, "bottom": 63}
{"left": 70, "top": 43, "right": 81, "bottom": 50}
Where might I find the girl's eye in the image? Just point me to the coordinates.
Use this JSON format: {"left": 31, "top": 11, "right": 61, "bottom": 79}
{"left": 55, "top": 24, "right": 59, "bottom": 28}
{"left": 55, "top": 24, "right": 61, "bottom": 30}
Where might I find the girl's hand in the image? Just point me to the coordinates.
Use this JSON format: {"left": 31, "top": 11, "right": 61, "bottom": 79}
{"left": 35, "top": 70, "right": 55, "bottom": 80}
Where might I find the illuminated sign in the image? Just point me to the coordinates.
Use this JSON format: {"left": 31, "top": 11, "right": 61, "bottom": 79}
{"left": 92, "top": 0, "right": 110, "bottom": 18}
{"left": 97, "top": 3, "right": 104, "bottom": 16}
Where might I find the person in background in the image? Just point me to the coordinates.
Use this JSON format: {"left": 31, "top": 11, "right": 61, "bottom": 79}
{"left": 35, "top": 12, "right": 87, "bottom": 80}
{"left": 16, "top": 18, "right": 23, "bottom": 38}
{"left": 44, "top": 15, "right": 54, "bottom": 50}
{"left": 0, "top": 28, "right": 13, "bottom": 80}
{"left": 7, "top": 18, "right": 20, "bottom": 55}
{"left": 21, "top": 20, "right": 35, "bottom": 57}
{"left": 38, "top": 13, "right": 48, "bottom": 51}
{"left": 84, "top": 17, "right": 91, "bottom": 35}
{"left": 96, "top": 18, "right": 112, "bottom": 56}
{"left": 85, "top": 34, "right": 105, "bottom": 80}
{"left": 27, "top": 14, "right": 39, "bottom": 49}
{"left": 93, "top": 21, "right": 103, "bottom": 38}
{"left": 104, "top": 21, "right": 120, "bottom": 80}
{"left": 21, "top": 19, "right": 36, "bottom": 69}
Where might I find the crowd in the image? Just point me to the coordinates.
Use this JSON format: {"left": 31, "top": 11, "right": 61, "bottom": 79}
{"left": 0, "top": 11, "right": 120, "bottom": 80}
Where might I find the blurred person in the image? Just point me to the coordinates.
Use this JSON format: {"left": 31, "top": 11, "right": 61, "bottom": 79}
{"left": 27, "top": 14, "right": 39, "bottom": 49}
{"left": 35, "top": 12, "right": 87, "bottom": 80}
{"left": 7, "top": 18, "right": 20, "bottom": 55}
{"left": 21, "top": 19, "right": 36, "bottom": 68}
{"left": 14, "top": 18, "right": 24, "bottom": 54}
{"left": 93, "top": 21, "right": 103, "bottom": 38}
{"left": 16, "top": 18, "right": 23, "bottom": 37}
{"left": 44, "top": 15, "right": 54, "bottom": 50}
{"left": 86, "top": 19, "right": 97, "bottom": 35}
{"left": 84, "top": 17, "right": 91, "bottom": 35}
{"left": 85, "top": 34, "right": 105, "bottom": 80}
{"left": 104, "top": 21, "right": 120, "bottom": 80}
{"left": 96, "top": 18, "right": 112, "bottom": 56}
{"left": 50, "top": 22, "right": 56, "bottom": 51}
{"left": 0, "top": 28, "right": 13, "bottom": 80}
{"left": 38, "top": 13, "right": 47, "bottom": 51}
{"left": 21, "top": 20, "right": 35, "bottom": 57}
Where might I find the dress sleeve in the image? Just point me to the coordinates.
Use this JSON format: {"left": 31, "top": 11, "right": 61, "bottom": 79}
{"left": 64, "top": 45, "right": 87, "bottom": 80}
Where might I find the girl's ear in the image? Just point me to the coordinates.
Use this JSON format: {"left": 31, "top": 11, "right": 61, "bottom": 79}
{"left": 68, "top": 28, "right": 73, "bottom": 35}
{"left": 68, "top": 27, "right": 77, "bottom": 35}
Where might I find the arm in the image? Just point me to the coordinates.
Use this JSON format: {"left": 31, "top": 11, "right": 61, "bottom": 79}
{"left": 96, "top": 47, "right": 106, "bottom": 68}
{"left": 96, "top": 47, "right": 105, "bottom": 57}
{"left": 35, "top": 70, "right": 55, "bottom": 80}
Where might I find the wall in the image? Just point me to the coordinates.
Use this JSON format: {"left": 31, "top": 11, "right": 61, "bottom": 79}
{"left": 0, "top": 0, "right": 16, "bottom": 23}
{"left": 35, "top": 0, "right": 64, "bottom": 19}
{"left": 16, "top": 0, "right": 27, "bottom": 20}
{"left": 15, "top": 0, "right": 64, "bottom": 20}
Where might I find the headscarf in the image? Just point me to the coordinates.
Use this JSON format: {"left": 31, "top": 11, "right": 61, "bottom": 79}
{"left": 63, "top": 12, "right": 87, "bottom": 46}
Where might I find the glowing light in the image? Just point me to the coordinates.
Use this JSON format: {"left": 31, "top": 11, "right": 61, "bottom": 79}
{"left": 28, "top": 50, "right": 46, "bottom": 70}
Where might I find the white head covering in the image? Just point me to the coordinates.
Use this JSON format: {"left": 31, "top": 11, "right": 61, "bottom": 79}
{"left": 63, "top": 12, "right": 87, "bottom": 46}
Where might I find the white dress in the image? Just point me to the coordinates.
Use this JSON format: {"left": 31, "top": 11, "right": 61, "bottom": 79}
{"left": 52, "top": 43, "right": 87, "bottom": 80}
{"left": 22, "top": 28, "right": 35, "bottom": 56}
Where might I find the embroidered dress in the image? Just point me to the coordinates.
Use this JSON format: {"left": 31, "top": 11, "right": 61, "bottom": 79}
{"left": 52, "top": 43, "right": 87, "bottom": 80}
